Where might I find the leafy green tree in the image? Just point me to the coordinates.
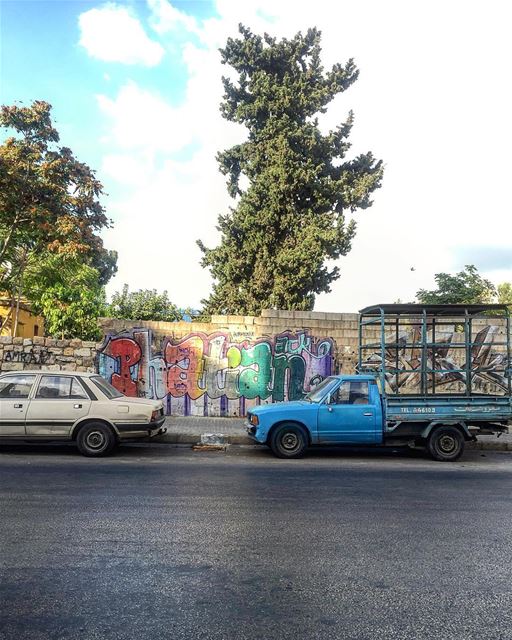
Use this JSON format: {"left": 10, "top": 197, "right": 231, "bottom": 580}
{"left": 24, "top": 253, "right": 106, "bottom": 340}
{"left": 107, "top": 285, "right": 181, "bottom": 322}
{"left": 198, "top": 25, "right": 383, "bottom": 314}
{"left": 0, "top": 100, "right": 117, "bottom": 332}
{"left": 497, "top": 282, "right": 512, "bottom": 305}
{"left": 416, "top": 265, "right": 497, "bottom": 304}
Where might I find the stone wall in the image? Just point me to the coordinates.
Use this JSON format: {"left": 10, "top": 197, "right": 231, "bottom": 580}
{"left": 0, "top": 336, "right": 98, "bottom": 373}
{"left": 2, "top": 310, "right": 508, "bottom": 417}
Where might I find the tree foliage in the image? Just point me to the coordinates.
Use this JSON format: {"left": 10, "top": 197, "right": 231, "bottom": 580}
{"left": 497, "top": 282, "right": 512, "bottom": 306}
{"left": 198, "top": 25, "right": 383, "bottom": 314}
{"left": 107, "top": 285, "right": 181, "bottom": 322}
{"left": 416, "top": 265, "right": 497, "bottom": 304}
{"left": 0, "top": 100, "right": 117, "bottom": 333}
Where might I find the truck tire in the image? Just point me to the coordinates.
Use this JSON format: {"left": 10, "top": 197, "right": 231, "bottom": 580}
{"left": 270, "top": 423, "right": 308, "bottom": 459}
{"left": 427, "top": 426, "right": 465, "bottom": 462}
{"left": 76, "top": 422, "right": 117, "bottom": 457}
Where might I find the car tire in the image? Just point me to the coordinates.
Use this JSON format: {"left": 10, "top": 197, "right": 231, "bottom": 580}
{"left": 270, "top": 423, "right": 308, "bottom": 459}
{"left": 76, "top": 422, "right": 117, "bottom": 457}
{"left": 427, "top": 426, "right": 465, "bottom": 461}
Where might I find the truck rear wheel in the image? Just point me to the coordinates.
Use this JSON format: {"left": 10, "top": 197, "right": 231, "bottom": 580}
{"left": 270, "top": 423, "right": 308, "bottom": 459}
{"left": 427, "top": 426, "right": 465, "bottom": 462}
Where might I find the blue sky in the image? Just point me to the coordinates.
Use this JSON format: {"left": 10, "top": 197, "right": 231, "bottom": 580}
{"left": 2, "top": 0, "right": 512, "bottom": 311}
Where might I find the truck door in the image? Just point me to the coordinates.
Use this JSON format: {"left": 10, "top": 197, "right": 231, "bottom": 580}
{"left": 317, "top": 380, "right": 377, "bottom": 443}
{"left": 0, "top": 373, "right": 38, "bottom": 436}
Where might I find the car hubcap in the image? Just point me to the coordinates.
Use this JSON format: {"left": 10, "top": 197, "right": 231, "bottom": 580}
{"left": 86, "top": 431, "right": 106, "bottom": 450}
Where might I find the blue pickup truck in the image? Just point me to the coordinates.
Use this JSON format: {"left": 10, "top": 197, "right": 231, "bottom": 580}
{"left": 246, "top": 304, "right": 512, "bottom": 461}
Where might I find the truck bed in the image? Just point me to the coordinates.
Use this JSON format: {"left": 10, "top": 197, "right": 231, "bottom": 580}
{"left": 384, "top": 395, "right": 511, "bottom": 436}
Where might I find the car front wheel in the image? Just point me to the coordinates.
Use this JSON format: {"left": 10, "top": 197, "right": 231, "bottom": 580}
{"left": 76, "top": 422, "right": 117, "bottom": 457}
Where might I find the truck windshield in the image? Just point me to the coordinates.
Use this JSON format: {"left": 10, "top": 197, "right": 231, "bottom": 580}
{"left": 304, "top": 377, "right": 339, "bottom": 403}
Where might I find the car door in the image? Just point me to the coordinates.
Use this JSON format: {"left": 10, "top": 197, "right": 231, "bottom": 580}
{"left": 25, "top": 375, "right": 91, "bottom": 436}
{"left": 0, "top": 374, "right": 38, "bottom": 436}
{"left": 317, "top": 380, "right": 377, "bottom": 444}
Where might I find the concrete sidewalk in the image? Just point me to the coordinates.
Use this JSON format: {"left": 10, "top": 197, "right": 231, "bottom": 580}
{"left": 160, "top": 416, "right": 512, "bottom": 451}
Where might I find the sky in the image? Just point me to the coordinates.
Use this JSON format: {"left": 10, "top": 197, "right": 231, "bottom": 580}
{"left": 1, "top": 0, "right": 511, "bottom": 313}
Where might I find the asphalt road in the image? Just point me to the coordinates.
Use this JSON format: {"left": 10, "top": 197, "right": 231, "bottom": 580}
{"left": 1, "top": 444, "right": 512, "bottom": 640}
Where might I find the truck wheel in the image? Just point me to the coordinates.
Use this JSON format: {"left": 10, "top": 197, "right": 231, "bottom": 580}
{"left": 270, "top": 423, "right": 308, "bottom": 459}
{"left": 76, "top": 422, "right": 116, "bottom": 457}
{"left": 427, "top": 426, "right": 465, "bottom": 462}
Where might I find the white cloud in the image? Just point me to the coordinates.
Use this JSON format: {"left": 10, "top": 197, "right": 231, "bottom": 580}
{"left": 79, "top": 3, "right": 164, "bottom": 66}
{"left": 95, "top": 0, "right": 512, "bottom": 311}
{"left": 147, "top": 0, "right": 198, "bottom": 35}
{"left": 97, "top": 82, "right": 192, "bottom": 152}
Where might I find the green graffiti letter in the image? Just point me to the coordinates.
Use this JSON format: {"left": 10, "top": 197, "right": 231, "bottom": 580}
{"left": 239, "top": 342, "right": 272, "bottom": 400}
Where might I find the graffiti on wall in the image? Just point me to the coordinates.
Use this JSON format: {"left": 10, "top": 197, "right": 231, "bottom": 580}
{"left": 363, "top": 324, "right": 510, "bottom": 395}
{"left": 97, "top": 329, "right": 334, "bottom": 416}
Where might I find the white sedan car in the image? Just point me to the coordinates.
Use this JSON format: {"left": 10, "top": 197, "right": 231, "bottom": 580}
{"left": 0, "top": 370, "right": 166, "bottom": 456}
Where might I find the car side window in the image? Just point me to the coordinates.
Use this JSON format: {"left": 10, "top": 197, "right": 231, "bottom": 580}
{"left": 36, "top": 376, "right": 88, "bottom": 400}
{"left": 0, "top": 375, "right": 36, "bottom": 399}
{"left": 330, "top": 381, "right": 369, "bottom": 405}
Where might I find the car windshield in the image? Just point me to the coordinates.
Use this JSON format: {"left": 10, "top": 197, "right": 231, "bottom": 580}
{"left": 304, "top": 376, "right": 339, "bottom": 403}
{"left": 90, "top": 375, "right": 124, "bottom": 399}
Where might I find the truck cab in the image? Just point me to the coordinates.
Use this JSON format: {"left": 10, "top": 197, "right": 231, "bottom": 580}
{"left": 247, "top": 375, "right": 384, "bottom": 458}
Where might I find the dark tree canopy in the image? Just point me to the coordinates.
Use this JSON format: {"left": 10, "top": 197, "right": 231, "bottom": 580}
{"left": 198, "top": 25, "right": 383, "bottom": 314}
{"left": 416, "top": 265, "right": 497, "bottom": 304}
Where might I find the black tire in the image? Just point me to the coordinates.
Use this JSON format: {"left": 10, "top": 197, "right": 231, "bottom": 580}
{"left": 76, "top": 422, "right": 116, "bottom": 457}
{"left": 270, "top": 423, "right": 308, "bottom": 459}
{"left": 427, "top": 426, "right": 465, "bottom": 462}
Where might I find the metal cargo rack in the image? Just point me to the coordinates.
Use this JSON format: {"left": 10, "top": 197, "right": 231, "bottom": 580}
{"left": 358, "top": 304, "right": 511, "bottom": 398}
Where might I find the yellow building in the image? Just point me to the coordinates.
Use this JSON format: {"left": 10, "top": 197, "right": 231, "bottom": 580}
{"left": 0, "top": 297, "right": 44, "bottom": 337}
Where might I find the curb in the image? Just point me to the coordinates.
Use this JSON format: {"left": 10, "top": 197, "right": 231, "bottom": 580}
{"left": 159, "top": 433, "right": 512, "bottom": 451}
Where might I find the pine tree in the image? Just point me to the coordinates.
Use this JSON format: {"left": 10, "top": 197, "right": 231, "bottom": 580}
{"left": 198, "top": 25, "right": 383, "bottom": 314}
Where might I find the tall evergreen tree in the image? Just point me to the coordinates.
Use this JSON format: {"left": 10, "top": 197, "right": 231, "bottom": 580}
{"left": 198, "top": 25, "right": 383, "bottom": 314}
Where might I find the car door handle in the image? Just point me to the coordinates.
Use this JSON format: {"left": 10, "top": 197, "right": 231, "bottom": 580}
{"left": 363, "top": 412, "right": 373, "bottom": 416}
{"left": 74, "top": 404, "right": 82, "bottom": 409}
{"left": 14, "top": 403, "right": 23, "bottom": 409}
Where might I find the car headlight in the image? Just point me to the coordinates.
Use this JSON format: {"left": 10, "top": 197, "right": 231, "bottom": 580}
{"left": 249, "top": 413, "right": 259, "bottom": 426}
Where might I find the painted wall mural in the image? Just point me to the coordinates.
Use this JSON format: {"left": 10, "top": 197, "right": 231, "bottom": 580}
{"left": 97, "top": 329, "right": 334, "bottom": 416}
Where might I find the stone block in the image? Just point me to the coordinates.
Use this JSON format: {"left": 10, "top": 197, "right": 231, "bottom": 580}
{"left": 70, "top": 339, "right": 82, "bottom": 348}
{"left": 74, "top": 348, "right": 91, "bottom": 357}
{"left": 82, "top": 341, "right": 97, "bottom": 348}
{"left": 13, "top": 345, "right": 23, "bottom": 353}
{"left": 1, "top": 362, "right": 23, "bottom": 371}
{"left": 13, "top": 337, "right": 23, "bottom": 345}
{"left": 63, "top": 347, "right": 74, "bottom": 356}
{"left": 23, "top": 339, "right": 32, "bottom": 346}
{"left": 0, "top": 336, "right": 13, "bottom": 345}
{"left": 45, "top": 338, "right": 57, "bottom": 347}
{"left": 57, "top": 340, "right": 70, "bottom": 348}
{"left": 56, "top": 356, "right": 76, "bottom": 363}
{"left": 62, "top": 363, "right": 77, "bottom": 371}
{"left": 33, "top": 336, "right": 46, "bottom": 345}
{"left": 3, "top": 345, "right": 14, "bottom": 352}
{"left": 76, "top": 366, "right": 87, "bottom": 372}
{"left": 46, "top": 364, "right": 61, "bottom": 371}
{"left": 49, "top": 347, "right": 63, "bottom": 355}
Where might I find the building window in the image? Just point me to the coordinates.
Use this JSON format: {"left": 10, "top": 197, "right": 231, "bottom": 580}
{"left": 34, "top": 325, "right": 39, "bottom": 336}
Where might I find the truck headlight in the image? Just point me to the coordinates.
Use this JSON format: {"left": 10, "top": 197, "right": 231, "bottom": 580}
{"left": 249, "top": 413, "right": 259, "bottom": 426}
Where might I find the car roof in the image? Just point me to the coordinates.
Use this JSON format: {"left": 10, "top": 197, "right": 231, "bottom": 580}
{"left": 0, "top": 370, "right": 97, "bottom": 377}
